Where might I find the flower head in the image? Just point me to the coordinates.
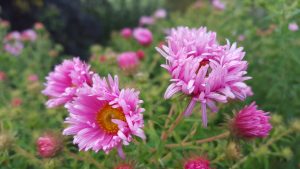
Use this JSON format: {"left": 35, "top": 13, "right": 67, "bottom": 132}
{"left": 133, "top": 28, "right": 153, "bottom": 46}
{"left": 42, "top": 57, "right": 93, "bottom": 108}
{"left": 117, "top": 52, "right": 139, "bottom": 72}
{"left": 114, "top": 162, "right": 135, "bottom": 169}
{"left": 28, "top": 74, "right": 39, "bottom": 82}
{"left": 63, "top": 74, "right": 145, "bottom": 158}
{"left": 230, "top": 102, "right": 272, "bottom": 138}
{"left": 36, "top": 132, "right": 62, "bottom": 158}
{"left": 154, "top": 8, "right": 167, "bottom": 19}
{"left": 212, "top": 0, "right": 226, "bottom": 10}
{"left": 0, "top": 19, "right": 10, "bottom": 28}
{"left": 139, "top": 16, "right": 155, "bottom": 26}
{"left": 136, "top": 50, "right": 145, "bottom": 60}
{"left": 288, "top": 22, "right": 298, "bottom": 32}
{"left": 11, "top": 98, "right": 22, "bottom": 107}
{"left": 0, "top": 71, "right": 6, "bottom": 81}
{"left": 21, "top": 29, "right": 37, "bottom": 42}
{"left": 120, "top": 28, "right": 132, "bottom": 39}
{"left": 34, "top": 22, "right": 44, "bottom": 30}
{"left": 184, "top": 156, "right": 211, "bottom": 169}
{"left": 156, "top": 26, "right": 251, "bottom": 127}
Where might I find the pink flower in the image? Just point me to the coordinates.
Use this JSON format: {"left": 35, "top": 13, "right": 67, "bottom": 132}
{"left": 42, "top": 57, "right": 93, "bottom": 108}
{"left": 11, "top": 98, "right": 22, "bottom": 107}
{"left": 0, "top": 71, "right": 6, "bottom": 81}
{"left": 36, "top": 133, "right": 62, "bottom": 158}
{"left": 117, "top": 52, "right": 139, "bottom": 71}
{"left": 238, "top": 35, "right": 245, "bottom": 41}
{"left": 4, "top": 31, "right": 23, "bottom": 56}
{"left": 4, "top": 42, "right": 23, "bottom": 56}
{"left": 114, "top": 163, "right": 134, "bottom": 169}
{"left": 288, "top": 22, "right": 298, "bottom": 32}
{"left": 63, "top": 74, "right": 145, "bottom": 158}
{"left": 154, "top": 8, "right": 167, "bottom": 19}
{"left": 212, "top": 0, "right": 226, "bottom": 10}
{"left": 28, "top": 74, "right": 39, "bottom": 82}
{"left": 4, "top": 31, "right": 21, "bottom": 41}
{"left": 133, "top": 28, "right": 153, "bottom": 46}
{"left": 136, "top": 50, "right": 145, "bottom": 60}
{"left": 21, "top": 29, "right": 37, "bottom": 42}
{"left": 34, "top": 22, "right": 44, "bottom": 30}
{"left": 156, "top": 27, "right": 251, "bottom": 127}
{"left": 184, "top": 156, "right": 211, "bottom": 169}
{"left": 0, "top": 20, "right": 10, "bottom": 28}
{"left": 120, "top": 28, "right": 132, "bottom": 39}
{"left": 139, "top": 16, "right": 155, "bottom": 26}
{"left": 230, "top": 102, "right": 272, "bottom": 138}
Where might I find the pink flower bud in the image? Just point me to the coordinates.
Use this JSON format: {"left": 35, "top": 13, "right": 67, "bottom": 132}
{"left": 230, "top": 102, "right": 272, "bottom": 139}
{"left": 21, "top": 29, "right": 37, "bottom": 42}
{"left": 184, "top": 156, "right": 211, "bottom": 169}
{"left": 34, "top": 22, "right": 44, "bottom": 30}
{"left": 114, "top": 163, "right": 134, "bottom": 169}
{"left": 28, "top": 74, "right": 39, "bottom": 82}
{"left": 288, "top": 22, "right": 298, "bottom": 32}
{"left": 0, "top": 71, "right": 6, "bottom": 81}
{"left": 136, "top": 50, "right": 145, "bottom": 60}
{"left": 120, "top": 28, "right": 132, "bottom": 39}
{"left": 36, "top": 133, "right": 62, "bottom": 158}
{"left": 11, "top": 98, "right": 22, "bottom": 107}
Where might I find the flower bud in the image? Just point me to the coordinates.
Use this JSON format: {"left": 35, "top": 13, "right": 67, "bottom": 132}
{"left": 183, "top": 156, "right": 211, "bottom": 169}
{"left": 36, "top": 132, "right": 62, "bottom": 158}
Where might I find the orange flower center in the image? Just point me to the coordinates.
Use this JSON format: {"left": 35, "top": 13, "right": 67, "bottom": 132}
{"left": 96, "top": 104, "right": 126, "bottom": 134}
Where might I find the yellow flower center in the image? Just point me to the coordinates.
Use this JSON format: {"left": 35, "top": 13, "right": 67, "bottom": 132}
{"left": 96, "top": 104, "right": 126, "bottom": 134}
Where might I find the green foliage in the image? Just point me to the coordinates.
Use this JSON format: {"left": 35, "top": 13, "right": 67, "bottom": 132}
{"left": 1, "top": 0, "right": 300, "bottom": 168}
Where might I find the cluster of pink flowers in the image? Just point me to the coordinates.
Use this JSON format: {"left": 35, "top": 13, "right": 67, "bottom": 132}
{"left": 139, "top": 8, "right": 167, "bottom": 26}
{"left": 42, "top": 57, "right": 145, "bottom": 158}
{"left": 120, "top": 27, "right": 153, "bottom": 46}
{"left": 3, "top": 29, "right": 37, "bottom": 56}
{"left": 156, "top": 26, "right": 253, "bottom": 127}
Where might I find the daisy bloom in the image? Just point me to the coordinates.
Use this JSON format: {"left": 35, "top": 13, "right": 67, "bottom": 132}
{"left": 120, "top": 28, "right": 132, "bottom": 39}
{"left": 230, "top": 102, "right": 272, "bottom": 139}
{"left": 212, "top": 0, "right": 226, "bottom": 10}
{"left": 117, "top": 52, "right": 139, "bottom": 72}
{"left": 154, "top": 8, "right": 167, "bottom": 19}
{"left": 21, "top": 29, "right": 37, "bottom": 42}
{"left": 139, "top": 16, "right": 155, "bottom": 26}
{"left": 156, "top": 26, "right": 251, "bottom": 127}
{"left": 133, "top": 28, "right": 153, "bottom": 46}
{"left": 63, "top": 74, "right": 145, "bottom": 158}
{"left": 42, "top": 57, "right": 93, "bottom": 108}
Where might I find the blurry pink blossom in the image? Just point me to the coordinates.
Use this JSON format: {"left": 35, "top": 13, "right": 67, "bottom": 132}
{"left": 21, "top": 29, "right": 37, "bottom": 42}
{"left": 28, "top": 74, "right": 39, "bottom": 82}
{"left": 136, "top": 50, "right": 145, "bottom": 60}
{"left": 238, "top": 35, "right": 245, "bottom": 41}
{"left": 154, "top": 8, "right": 167, "bottom": 19}
{"left": 0, "top": 71, "right": 6, "bottom": 81}
{"left": 11, "top": 98, "right": 22, "bottom": 107}
{"left": 139, "top": 16, "right": 155, "bottom": 26}
{"left": 212, "top": 0, "right": 226, "bottom": 10}
{"left": 117, "top": 51, "right": 139, "bottom": 71}
{"left": 34, "top": 22, "right": 44, "bottom": 30}
{"left": 4, "top": 42, "right": 24, "bottom": 56}
{"left": 133, "top": 28, "right": 153, "bottom": 46}
{"left": 288, "top": 22, "right": 298, "bottom": 32}
{"left": 120, "top": 28, "right": 132, "bottom": 39}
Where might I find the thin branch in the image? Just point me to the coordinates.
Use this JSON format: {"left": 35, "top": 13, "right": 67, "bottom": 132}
{"left": 161, "top": 109, "right": 185, "bottom": 141}
{"left": 165, "top": 132, "right": 230, "bottom": 148}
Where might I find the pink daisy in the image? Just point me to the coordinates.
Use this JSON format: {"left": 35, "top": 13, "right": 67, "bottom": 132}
{"left": 63, "top": 74, "right": 145, "bottom": 158}
{"left": 42, "top": 57, "right": 93, "bottom": 108}
{"left": 139, "top": 16, "right": 155, "bottom": 26}
{"left": 133, "top": 28, "right": 153, "bottom": 46}
{"left": 120, "top": 28, "right": 132, "bottom": 39}
{"left": 156, "top": 27, "right": 251, "bottom": 126}
{"left": 117, "top": 52, "right": 139, "bottom": 72}
{"left": 21, "top": 29, "right": 37, "bottom": 42}
{"left": 154, "top": 8, "right": 167, "bottom": 19}
{"left": 230, "top": 102, "right": 272, "bottom": 138}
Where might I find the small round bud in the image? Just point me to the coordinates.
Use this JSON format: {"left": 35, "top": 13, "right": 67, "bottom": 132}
{"left": 0, "top": 133, "right": 14, "bottom": 150}
{"left": 36, "top": 132, "right": 62, "bottom": 158}
{"left": 225, "top": 142, "right": 241, "bottom": 160}
{"left": 291, "top": 119, "right": 300, "bottom": 132}
{"left": 271, "top": 114, "right": 283, "bottom": 125}
{"left": 281, "top": 147, "right": 293, "bottom": 160}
